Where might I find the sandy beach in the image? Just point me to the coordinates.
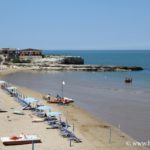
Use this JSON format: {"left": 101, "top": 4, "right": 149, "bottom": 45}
{"left": 0, "top": 69, "right": 148, "bottom": 150}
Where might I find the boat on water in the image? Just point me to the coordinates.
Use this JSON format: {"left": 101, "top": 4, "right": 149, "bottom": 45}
{"left": 124, "top": 77, "right": 132, "bottom": 83}
{"left": 1, "top": 134, "right": 41, "bottom": 146}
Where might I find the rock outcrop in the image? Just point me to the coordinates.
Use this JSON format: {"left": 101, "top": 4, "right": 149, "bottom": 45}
{"left": 61, "top": 56, "right": 84, "bottom": 64}
{"left": 32, "top": 64, "right": 143, "bottom": 72}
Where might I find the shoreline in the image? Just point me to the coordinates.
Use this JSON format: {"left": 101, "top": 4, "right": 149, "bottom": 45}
{"left": 6, "top": 64, "right": 144, "bottom": 72}
{"left": 0, "top": 67, "right": 31, "bottom": 77}
{"left": 0, "top": 69, "right": 148, "bottom": 150}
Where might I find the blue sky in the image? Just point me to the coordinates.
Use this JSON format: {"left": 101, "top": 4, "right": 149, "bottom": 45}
{"left": 0, "top": 0, "right": 150, "bottom": 50}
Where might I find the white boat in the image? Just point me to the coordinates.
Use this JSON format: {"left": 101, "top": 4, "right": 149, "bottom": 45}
{"left": 1, "top": 134, "right": 41, "bottom": 146}
{"left": 64, "top": 97, "right": 74, "bottom": 103}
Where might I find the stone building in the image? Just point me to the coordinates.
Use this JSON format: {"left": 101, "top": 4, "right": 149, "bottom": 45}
{"left": 18, "top": 48, "right": 43, "bottom": 62}
{"left": 0, "top": 48, "right": 17, "bottom": 61}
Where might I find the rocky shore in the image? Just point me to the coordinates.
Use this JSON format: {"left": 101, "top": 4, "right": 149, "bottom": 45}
{"left": 31, "top": 64, "right": 143, "bottom": 72}
{"left": 1, "top": 64, "right": 143, "bottom": 72}
{"left": 0, "top": 49, "right": 144, "bottom": 72}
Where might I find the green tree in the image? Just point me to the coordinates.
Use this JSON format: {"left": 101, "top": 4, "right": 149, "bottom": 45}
{"left": 0, "top": 56, "right": 3, "bottom": 63}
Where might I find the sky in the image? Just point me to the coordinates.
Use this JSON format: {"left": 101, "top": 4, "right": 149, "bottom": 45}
{"left": 0, "top": 0, "right": 150, "bottom": 50}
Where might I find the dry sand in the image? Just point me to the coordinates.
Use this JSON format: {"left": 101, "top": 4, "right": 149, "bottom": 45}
{"left": 0, "top": 69, "right": 148, "bottom": 150}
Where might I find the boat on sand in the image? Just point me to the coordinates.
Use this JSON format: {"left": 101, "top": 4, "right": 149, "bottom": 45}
{"left": 47, "top": 97, "right": 74, "bottom": 104}
{"left": 1, "top": 134, "right": 41, "bottom": 146}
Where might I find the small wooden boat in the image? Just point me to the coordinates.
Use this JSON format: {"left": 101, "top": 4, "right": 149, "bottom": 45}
{"left": 124, "top": 77, "right": 132, "bottom": 83}
{"left": 1, "top": 134, "right": 41, "bottom": 146}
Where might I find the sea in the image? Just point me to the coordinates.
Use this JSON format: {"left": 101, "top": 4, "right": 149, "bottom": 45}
{"left": 3, "top": 50, "right": 150, "bottom": 142}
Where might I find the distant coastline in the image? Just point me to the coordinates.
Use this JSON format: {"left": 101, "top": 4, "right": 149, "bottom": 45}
{"left": 0, "top": 48, "right": 144, "bottom": 72}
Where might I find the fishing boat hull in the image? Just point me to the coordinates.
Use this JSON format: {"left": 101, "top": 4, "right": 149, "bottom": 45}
{"left": 1, "top": 135, "right": 41, "bottom": 146}
{"left": 2, "top": 139, "right": 41, "bottom": 146}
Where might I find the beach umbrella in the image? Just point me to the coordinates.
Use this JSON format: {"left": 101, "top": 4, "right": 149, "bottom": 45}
{"left": 7, "top": 86, "right": 17, "bottom": 93}
{"left": 46, "top": 112, "right": 62, "bottom": 117}
{"left": 0, "top": 80, "right": 6, "bottom": 84}
{"left": 23, "top": 97, "right": 38, "bottom": 104}
{"left": 37, "top": 105, "right": 52, "bottom": 112}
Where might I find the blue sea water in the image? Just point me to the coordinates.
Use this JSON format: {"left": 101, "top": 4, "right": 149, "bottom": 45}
{"left": 43, "top": 50, "right": 150, "bottom": 90}
{"left": 43, "top": 50, "right": 150, "bottom": 69}
{"left": 3, "top": 50, "right": 150, "bottom": 142}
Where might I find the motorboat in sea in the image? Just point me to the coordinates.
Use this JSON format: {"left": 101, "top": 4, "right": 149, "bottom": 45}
{"left": 124, "top": 77, "right": 132, "bottom": 83}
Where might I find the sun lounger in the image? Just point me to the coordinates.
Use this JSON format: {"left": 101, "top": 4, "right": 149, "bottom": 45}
{"left": 47, "top": 123, "right": 60, "bottom": 129}
{"left": 13, "top": 110, "right": 25, "bottom": 115}
{"left": 22, "top": 104, "right": 36, "bottom": 110}
{"left": 69, "top": 136, "right": 82, "bottom": 143}
{"left": 0, "top": 108, "right": 7, "bottom": 113}
{"left": 59, "top": 127, "right": 82, "bottom": 142}
{"left": 60, "top": 131, "right": 71, "bottom": 138}
{"left": 44, "top": 116, "right": 57, "bottom": 121}
{"left": 60, "top": 121, "right": 70, "bottom": 128}
{"left": 32, "top": 118, "right": 44, "bottom": 122}
{"left": 47, "top": 120, "right": 58, "bottom": 125}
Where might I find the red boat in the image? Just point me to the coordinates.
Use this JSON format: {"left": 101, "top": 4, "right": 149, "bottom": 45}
{"left": 47, "top": 97, "right": 74, "bottom": 104}
{"left": 1, "top": 134, "right": 41, "bottom": 146}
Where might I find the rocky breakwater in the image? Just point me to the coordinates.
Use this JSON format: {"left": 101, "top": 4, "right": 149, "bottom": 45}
{"left": 34, "top": 64, "right": 143, "bottom": 72}
{"left": 61, "top": 56, "right": 84, "bottom": 64}
{"left": 7, "top": 55, "right": 143, "bottom": 72}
